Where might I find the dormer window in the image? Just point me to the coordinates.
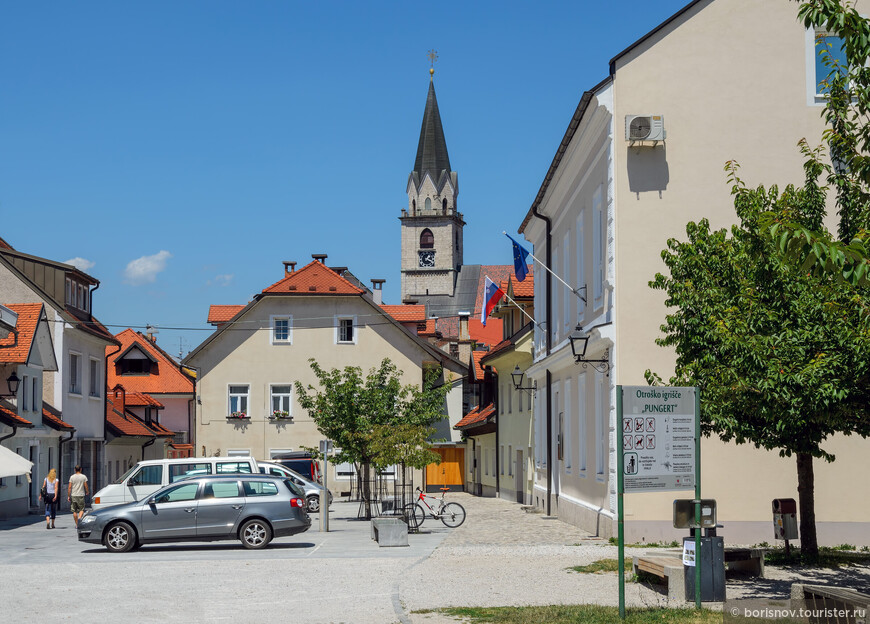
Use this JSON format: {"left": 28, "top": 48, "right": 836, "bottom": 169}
{"left": 420, "top": 229, "right": 434, "bottom": 249}
{"left": 116, "top": 345, "right": 156, "bottom": 375}
{"left": 65, "top": 277, "right": 90, "bottom": 312}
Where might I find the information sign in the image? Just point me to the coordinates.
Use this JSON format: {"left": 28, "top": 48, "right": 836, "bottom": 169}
{"left": 620, "top": 386, "right": 696, "bottom": 492}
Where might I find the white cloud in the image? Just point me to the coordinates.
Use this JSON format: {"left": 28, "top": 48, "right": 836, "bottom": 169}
{"left": 124, "top": 250, "right": 172, "bottom": 285}
{"left": 207, "top": 274, "right": 234, "bottom": 287}
{"left": 64, "top": 257, "right": 95, "bottom": 272}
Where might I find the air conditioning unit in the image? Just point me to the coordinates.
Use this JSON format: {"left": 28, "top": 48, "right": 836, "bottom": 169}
{"left": 625, "top": 115, "right": 666, "bottom": 142}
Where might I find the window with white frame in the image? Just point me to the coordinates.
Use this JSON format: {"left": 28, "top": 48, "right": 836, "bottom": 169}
{"left": 807, "top": 27, "right": 848, "bottom": 101}
{"left": 595, "top": 372, "right": 606, "bottom": 477}
{"left": 563, "top": 230, "right": 570, "bottom": 336}
{"left": 270, "top": 315, "right": 292, "bottom": 344}
{"left": 65, "top": 278, "right": 72, "bottom": 306}
{"left": 507, "top": 382, "right": 512, "bottom": 414}
{"left": 89, "top": 357, "right": 100, "bottom": 397}
{"left": 578, "top": 371, "right": 587, "bottom": 472}
{"left": 500, "top": 445, "right": 504, "bottom": 475}
{"left": 576, "top": 209, "right": 586, "bottom": 318}
{"left": 508, "top": 445, "right": 513, "bottom": 476}
{"left": 552, "top": 245, "right": 560, "bottom": 343}
{"left": 270, "top": 385, "right": 292, "bottom": 418}
{"left": 593, "top": 185, "right": 605, "bottom": 308}
{"left": 335, "top": 316, "right": 356, "bottom": 344}
{"left": 69, "top": 352, "right": 81, "bottom": 394}
{"left": 228, "top": 385, "right": 249, "bottom": 417}
{"left": 564, "top": 378, "right": 572, "bottom": 473}
{"left": 484, "top": 449, "right": 489, "bottom": 476}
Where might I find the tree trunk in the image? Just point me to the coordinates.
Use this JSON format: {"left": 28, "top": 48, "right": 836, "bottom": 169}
{"left": 796, "top": 452, "right": 818, "bottom": 561}
{"left": 362, "top": 461, "right": 372, "bottom": 520}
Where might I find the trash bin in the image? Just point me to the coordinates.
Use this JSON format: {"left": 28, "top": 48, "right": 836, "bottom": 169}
{"left": 684, "top": 535, "right": 725, "bottom": 602}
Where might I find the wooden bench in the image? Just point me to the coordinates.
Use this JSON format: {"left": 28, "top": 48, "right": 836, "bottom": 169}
{"left": 633, "top": 554, "right": 685, "bottom": 601}
{"left": 791, "top": 584, "right": 870, "bottom": 623}
{"left": 724, "top": 547, "right": 765, "bottom": 577}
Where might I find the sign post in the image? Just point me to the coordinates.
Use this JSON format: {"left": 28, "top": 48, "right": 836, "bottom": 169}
{"left": 617, "top": 386, "right": 700, "bottom": 618}
{"left": 319, "top": 440, "right": 333, "bottom": 533}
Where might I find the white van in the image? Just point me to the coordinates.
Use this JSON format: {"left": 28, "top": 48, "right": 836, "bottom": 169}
{"left": 91, "top": 457, "right": 260, "bottom": 511}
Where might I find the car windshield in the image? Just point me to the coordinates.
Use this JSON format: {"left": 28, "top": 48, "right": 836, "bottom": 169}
{"left": 114, "top": 464, "right": 139, "bottom": 485}
{"left": 282, "top": 478, "right": 305, "bottom": 498}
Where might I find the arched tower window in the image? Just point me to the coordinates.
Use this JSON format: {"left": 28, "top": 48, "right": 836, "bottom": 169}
{"left": 425, "top": 198, "right": 432, "bottom": 211}
{"left": 420, "top": 229, "right": 434, "bottom": 249}
{"left": 412, "top": 199, "right": 416, "bottom": 214}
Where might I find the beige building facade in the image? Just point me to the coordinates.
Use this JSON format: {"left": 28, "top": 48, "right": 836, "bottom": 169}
{"left": 185, "top": 259, "right": 467, "bottom": 487}
{"left": 520, "top": 0, "right": 869, "bottom": 545}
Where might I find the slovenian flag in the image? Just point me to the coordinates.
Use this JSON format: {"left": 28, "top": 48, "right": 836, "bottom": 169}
{"left": 506, "top": 234, "right": 530, "bottom": 282}
{"left": 481, "top": 276, "right": 505, "bottom": 326}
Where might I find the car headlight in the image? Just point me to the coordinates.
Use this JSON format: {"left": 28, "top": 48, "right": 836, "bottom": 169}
{"left": 80, "top": 515, "right": 97, "bottom": 525}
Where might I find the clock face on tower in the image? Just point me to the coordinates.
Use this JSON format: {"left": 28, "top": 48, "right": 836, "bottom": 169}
{"left": 419, "top": 250, "right": 435, "bottom": 268}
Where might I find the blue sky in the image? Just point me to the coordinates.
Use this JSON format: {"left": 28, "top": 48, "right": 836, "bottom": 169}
{"left": 0, "top": 1, "right": 688, "bottom": 359}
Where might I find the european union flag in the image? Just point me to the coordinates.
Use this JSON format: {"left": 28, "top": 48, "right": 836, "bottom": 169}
{"left": 507, "top": 234, "right": 530, "bottom": 282}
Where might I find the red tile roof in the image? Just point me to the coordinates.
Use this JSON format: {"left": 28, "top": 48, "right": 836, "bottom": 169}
{"left": 0, "top": 303, "right": 42, "bottom": 364}
{"left": 208, "top": 305, "right": 245, "bottom": 325}
{"left": 500, "top": 268, "right": 534, "bottom": 299}
{"left": 380, "top": 304, "right": 426, "bottom": 322}
{"left": 474, "top": 266, "right": 515, "bottom": 315}
{"left": 454, "top": 403, "right": 495, "bottom": 429}
{"left": 42, "top": 402, "right": 74, "bottom": 431}
{"left": 0, "top": 400, "right": 34, "bottom": 428}
{"left": 124, "top": 391, "right": 164, "bottom": 408}
{"left": 106, "top": 396, "right": 175, "bottom": 438}
{"left": 417, "top": 319, "right": 438, "bottom": 337}
{"left": 470, "top": 350, "right": 494, "bottom": 380}
{"left": 487, "top": 338, "right": 513, "bottom": 358}
{"left": 262, "top": 261, "right": 365, "bottom": 295}
{"left": 107, "top": 329, "right": 195, "bottom": 395}
{"left": 468, "top": 318, "right": 503, "bottom": 347}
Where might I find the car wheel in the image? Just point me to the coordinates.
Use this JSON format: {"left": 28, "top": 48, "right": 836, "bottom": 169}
{"left": 240, "top": 518, "right": 272, "bottom": 549}
{"left": 306, "top": 495, "right": 320, "bottom": 513}
{"left": 104, "top": 521, "right": 136, "bottom": 553}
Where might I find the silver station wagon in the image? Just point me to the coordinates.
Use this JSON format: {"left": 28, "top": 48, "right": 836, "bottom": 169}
{"left": 78, "top": 474, "right": 311, "bottom": 552}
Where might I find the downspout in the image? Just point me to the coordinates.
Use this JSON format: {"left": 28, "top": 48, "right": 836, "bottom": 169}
{"left": 531, "top": 205, "right": 553, "bottom": 516}
{"left": 141, "top": 435, "right": 156, "bottom": 461}
{"left": 58, "top": 429, "right": 75, "bottom": 502}
{"left": 0, "top": 424, "right": 18, "bottom": 443}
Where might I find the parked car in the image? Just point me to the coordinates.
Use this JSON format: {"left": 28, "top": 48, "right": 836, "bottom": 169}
{"left": 258, "top": 461, "right": 333, "bottom": 512}
{"left": 78, "top": 474, "right": 310, "bottom": 552}
{"left": 270, "top": 451, "right": 321, "bottom": 483}
{"left": 92, "top": 457, "right": 260, "bottom": 511}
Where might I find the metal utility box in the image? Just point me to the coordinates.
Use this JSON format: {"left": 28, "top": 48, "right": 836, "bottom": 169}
{"left": 684, "top": 536, "right": 725, "bottom": 602}
{"left": 772, "top": 498, "right": 798, "bottom": 541}
{"left": 674, "top": 499, "right": 717, "bottom": 529}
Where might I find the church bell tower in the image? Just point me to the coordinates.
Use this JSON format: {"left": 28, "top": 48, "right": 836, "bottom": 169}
{"left": 400, "top": 63, "right": 464, "bottom": 303}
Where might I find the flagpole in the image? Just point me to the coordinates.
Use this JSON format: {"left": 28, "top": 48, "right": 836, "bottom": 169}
{"left": 502, "top": 231, "right": 586, "bottom": 302}
{"left": 500, "top": 290, "right": 538, "bottom": 327}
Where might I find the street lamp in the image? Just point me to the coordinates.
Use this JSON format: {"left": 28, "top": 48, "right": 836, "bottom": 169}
{"left": 510, "top": 365, "right": 537, "bottom": 396}
{"left": 569, "top": 325, "right": 610, "bottom": 375}
{"left": 0, "top": 372, "right": 21, "bottom": 399}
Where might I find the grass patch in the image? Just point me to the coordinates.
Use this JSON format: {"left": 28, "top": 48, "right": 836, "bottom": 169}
{"left": 568, "top": 558, "right": 631, "bottom": 574}
{"left": 608, "top": 537, "right": 680, "bottom": 548}
{"left": 427, "top": 605, "right": 721, "bottom": 623}
{"left": 763, "top": 545, "right": 870, "bottom": 567}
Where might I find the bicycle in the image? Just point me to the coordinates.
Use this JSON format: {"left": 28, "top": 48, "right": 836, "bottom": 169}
{"left": 402, "top": 486, "right": 466, "bottom": 530}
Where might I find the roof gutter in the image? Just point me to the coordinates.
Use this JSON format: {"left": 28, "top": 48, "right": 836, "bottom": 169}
{"left": 0, "top": 423, "right": 18, "bottom": 443}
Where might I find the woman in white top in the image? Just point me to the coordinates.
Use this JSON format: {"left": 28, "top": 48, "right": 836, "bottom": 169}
{"left": 41, "top": 468, "right": 59, "bottom": 529}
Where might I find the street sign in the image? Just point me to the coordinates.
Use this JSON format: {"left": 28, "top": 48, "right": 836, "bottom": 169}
{"left": 620, "top": 386, "right": 696, "bottom": 493}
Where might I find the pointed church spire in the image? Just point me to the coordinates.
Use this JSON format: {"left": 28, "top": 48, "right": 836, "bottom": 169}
{"left": 413, "top": 75, "right": 451, "bottom": 182}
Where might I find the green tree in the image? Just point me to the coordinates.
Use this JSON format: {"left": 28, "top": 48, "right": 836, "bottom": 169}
{"left": 294, "top": 358, "right": 450, "bottom": 519}
{"left": 647, "top": 152, "right": 870, "bottom": 560}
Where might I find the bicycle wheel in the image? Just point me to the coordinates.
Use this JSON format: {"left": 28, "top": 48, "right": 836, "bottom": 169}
{"left": 440, "top": 502, "right": 466, "bottom": 528}
{"left": 402, "top": 503, "right": 425, "bottom": 530}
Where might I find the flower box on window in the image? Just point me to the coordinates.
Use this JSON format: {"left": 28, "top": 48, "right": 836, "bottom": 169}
{"left": 228, "top": 412, "right": 248, "bottom": 420}
{"left": 270, "top": 410, "right": 292, "bottom": 421}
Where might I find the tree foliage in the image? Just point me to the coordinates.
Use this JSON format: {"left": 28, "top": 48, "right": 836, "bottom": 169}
{"left": 294, "top": 358, "right": 450, "bottom": 517}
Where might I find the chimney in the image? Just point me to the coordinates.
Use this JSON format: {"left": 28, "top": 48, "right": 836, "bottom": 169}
{"left": 282, "top": 261, "right": 297, "bottom": 276}
{"left": 312, "top": 253, "right": 327, "bottom": 264}
{"left": 145, "top": 324, "right": 158, "bottom": 343}
{"left": 371, "top": 279, "right": 385, "bottom": 305}
{"left": 458, "top": 311, "right": 470, "bottom": 341}
{"left": 113, "top": 385, "right": 126, "bottom": 413}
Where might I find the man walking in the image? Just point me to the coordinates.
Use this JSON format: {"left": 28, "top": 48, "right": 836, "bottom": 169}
{"left": 67, "top": 465, "right": 89, "bottom": 527}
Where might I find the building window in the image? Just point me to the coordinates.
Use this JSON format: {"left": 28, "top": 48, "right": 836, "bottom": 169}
{"left": 32, "top": 375, "right": 38, "bottom": 412}
{"left": 228, "top": 385, "right": 249, "bottom": 417}
{"left": 564, "top": 379, "right": 572, "bottom": 473}
{"left": 21, "top": 376, "right": 29, "bottom": 411}
{"left": 89, "top": 357, "right": 100, "bottom": 398}
{"left": 425, "top": 197, "right": 432, "bottom": 211}
{"left": 576, "top": 210, "right": 586, "bottom": 319}
{"left": 500, "top": 445, "right": 504, "bottom": 475}
{"left": 69, "top": 352, "right": 81, "bottom": 394}
{"left": 420, "top": 229, "right": 434, "bottom": 249}
{"left": 578, "top": 371, "right": 587, "bottom": 472}
{"left": 15, "top": 448, "right": 23, "bottom": 485}
{"left": 336, "top": 317, "right": 356, "bottom": 344}
{"left": 815, "top": 32, "right": 847, "bottom": 95}
{"left": 270, "top": 315, "right": 292, "bottom": 344}
{"left": 595, "top": 372, "right": 606, "bottom": 477}
{"left": 593, "top": 185, "right": 605, "bottom": 308}
{"left": 65, "top": 278, "right": 72, "bottom": 306}
{"left": 270, "top": 385, "right": 292, "bottom": 418}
